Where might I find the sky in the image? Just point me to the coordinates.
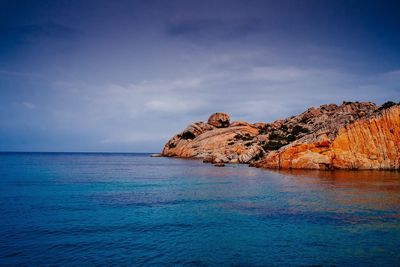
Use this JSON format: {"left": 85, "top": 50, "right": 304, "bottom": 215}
{"left": 0, "top": 0, "right": 399, "bottom": 152}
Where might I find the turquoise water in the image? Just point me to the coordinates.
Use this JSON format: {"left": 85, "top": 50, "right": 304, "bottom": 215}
{"left": 1, "top": 153, "right": 400, "bottom": 266}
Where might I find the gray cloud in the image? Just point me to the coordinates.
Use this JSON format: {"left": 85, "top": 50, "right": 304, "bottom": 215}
{"left": 166, "top": 17, "right": 262, "bottom": 41}
{"left": 0, "top": 22, "right": 80, "bottom": 47}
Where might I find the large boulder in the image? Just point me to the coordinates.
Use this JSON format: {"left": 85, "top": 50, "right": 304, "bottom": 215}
{"left": 207, "top": 112, "right": 230, "bottom": 128}
{"left": 161, "top": 112, "right": 260, "bottom": 162}
{"left": 162, "top": 124, "right": 260, "bottom": 160}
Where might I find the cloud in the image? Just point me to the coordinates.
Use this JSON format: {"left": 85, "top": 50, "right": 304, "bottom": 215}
{"left": 1, "top": 22, "right": 80, "bottom": 41}
{"left": 0, "top": 22, "right": 81, "bottom": 57}
{"left": 0, "top": 69, "right": 45, "bottom": 80}
{"left": 100, "top": 132, "right": 167, "bottom": 144}
{"left": 247, "top": 67, "right": 313, "bottom": 82}
{"left": 75, "top": 65, "right": 339, "bottom": 126}
{"left": 21, "top": 101, "right": 36, "bottom": 109}
{"left": 89, "top": 77, "right": 208, "bottom": 117}
{"left": 75, "top": 59, "right": 399, "bottom": 126}
{"left": 383, "top": 69, "right": 400, "bottom": 79}
{"left": 146, "top": 98, "right": 206, "bottom": 112}
{"left": 166, "top": 16, "right": 262, "bottom": 42}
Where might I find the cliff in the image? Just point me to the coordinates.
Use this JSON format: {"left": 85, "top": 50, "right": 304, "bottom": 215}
{"left": 161, "top": 101, "right": 400, "bottom": 170}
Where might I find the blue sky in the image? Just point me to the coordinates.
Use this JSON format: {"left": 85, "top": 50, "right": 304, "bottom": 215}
{"left": 0, "top": 0, "right": 399, "bottom": 152}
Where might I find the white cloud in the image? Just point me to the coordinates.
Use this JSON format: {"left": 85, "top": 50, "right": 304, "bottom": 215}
{"left": 146, "top": 98, "right": 205, "bottom": 112}
{"left": 100, "top": 132, "right": 167, "bottom": 144}
{"left": 248, "top": 66, "right": 312, "bottom": 82}
{"left": 22, "top": 102, "right": 36, "bottom": 109}
{"left": 385, "top": 69, "right": 400, "bottom": 77}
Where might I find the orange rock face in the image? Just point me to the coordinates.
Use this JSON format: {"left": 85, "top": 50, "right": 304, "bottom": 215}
{"left": 255, "top": 106, "right": 400, "bottom": 170}
{"left": 330, "top": 106, "right": 400, "bottom": 169}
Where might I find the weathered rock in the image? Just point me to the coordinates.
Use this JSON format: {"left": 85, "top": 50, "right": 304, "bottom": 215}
{"left": 230, "top": 121, "right": 251, "bottom": 127}
{"left": 161, "top": 101, "right": 400, "bottom": 170}
{"left": 253, "top": 122, "right": 268, "bottom": 129}
{"left": 163, "top": 122, "right": 215, "bottom": 154}
{"left": 162, "top": 113, "right": 261, "bottom": 162}
{"left": 207, "top": 112, "right": 230, "bottom": 128}
{"left": 238, "top": 145, "right": 263, "bottom": 163}
{"left": 163, "top": 124, "right": 259, "bottom": 159}
{"left": 330, "top": 106, "right": 400, "bottom": 169}
{"left": 181, "top": 122, "right": 215, "bottom": 139}
{"left": 255, "top": 105, "right": 400, "bottom": 170}
{"left": 253, "top": 141, "right": 333, "bottom": 170}
{"left": 229, "top": 158, "right": 239, "bottom": 164}
{"left": 203, "top": 153, "right": 230, "bottom": 164}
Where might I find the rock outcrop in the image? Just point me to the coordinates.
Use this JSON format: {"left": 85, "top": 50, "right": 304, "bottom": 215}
{"left": 161, "top": 101, "right": 400, "bottom": 170}
{"left": 162, "top": 113, "right": 262, "bottom": 163}
{"left": 207, "top": 112, "right": 230, "bottom": 128}
{"left": 254, "top": 103, "right": 400, "bottom": 170}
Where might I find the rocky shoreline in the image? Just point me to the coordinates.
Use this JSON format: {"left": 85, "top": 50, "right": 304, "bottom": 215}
{"left": 161, "top": 101, "right": 400, "bottom": 170}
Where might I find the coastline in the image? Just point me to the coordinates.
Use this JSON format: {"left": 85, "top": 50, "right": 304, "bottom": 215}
{"left": 160, "top": 102, "right": 400, "bottom": 171}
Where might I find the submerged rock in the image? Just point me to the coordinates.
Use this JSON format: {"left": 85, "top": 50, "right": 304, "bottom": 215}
{"left": 214, "top": 163, "right": 226, "bottom": 167}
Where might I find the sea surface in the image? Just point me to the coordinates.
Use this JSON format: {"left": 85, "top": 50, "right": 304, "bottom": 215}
{"left": 0, "top": 153, "right": 400, "bottom": 266}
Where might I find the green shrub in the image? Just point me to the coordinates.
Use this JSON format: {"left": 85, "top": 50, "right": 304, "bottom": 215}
{"left": 292, "top": 125, "right": 309, "bottom": 136}
{"left": 379, "top": 101, "right": 397, "bottom": 111}
{"left": 253, "top": 151, "right": 264, "bottom": 161}
{"left": 280, "top": 124, "right": 288, "bottom": 131}
{"left": 287, "top": 134, "right": 296, "bottom": 142}
{"left": 168, "top": 142, "right": 176, "bottom": 148}
{"left": 181, "top": 131, "right": 196, "bottom": 140}
{"left": 262, "top": 140, "right": 285, "bottom": 151}
{"left": 234, "top": 133, "right": 253, "bottom": 141}
{"left": 269, "top": 131, "right": 285, "bottom": 141}
{"left": 258, "top": 125, "right": 270, "bottom": 135}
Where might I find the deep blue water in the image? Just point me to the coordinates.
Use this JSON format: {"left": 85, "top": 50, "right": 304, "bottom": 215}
{"left": 0, "top": 153, "right": 400, "bottom": 266}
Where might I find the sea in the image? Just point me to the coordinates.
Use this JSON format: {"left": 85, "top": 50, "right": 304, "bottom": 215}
{"left": 0, "top": 152, "right": 399, "bottom": 266}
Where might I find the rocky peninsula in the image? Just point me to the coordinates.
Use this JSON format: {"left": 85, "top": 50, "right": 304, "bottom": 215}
{"left": 161, "top": 101, "right": 400, "bottom": 170}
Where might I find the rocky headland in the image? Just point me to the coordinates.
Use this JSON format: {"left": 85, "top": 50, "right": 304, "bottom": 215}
{"left": 161, "top": 101, "right": 400, "bottom": 170}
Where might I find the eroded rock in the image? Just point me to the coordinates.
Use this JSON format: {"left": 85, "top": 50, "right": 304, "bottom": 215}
{"left": 207, "top": 112, "right": 230, "bottom": 128}
{"left": 162, "top": 112, "right": 261, "bottom": 162}
{"left": 254, "top": 105, "right": 400, "bottom": 170}
{"left": 161, "top": 101, "right": 400, "bottom": 170}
